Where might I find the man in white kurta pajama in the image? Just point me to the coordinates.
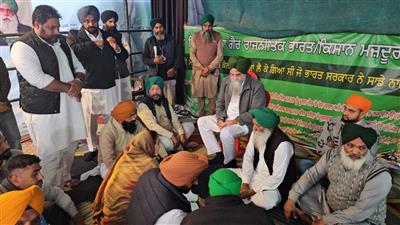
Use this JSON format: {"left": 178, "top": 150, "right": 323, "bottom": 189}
{"left": 232, "top": 107, "right": 295, "bottom": 210}
{"left": 10, "top": 5, "right": 86, "bottom": 188}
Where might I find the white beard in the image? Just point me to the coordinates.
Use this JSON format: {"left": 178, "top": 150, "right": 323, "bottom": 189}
{"left": 154, "top": 33, "right": 165, "bottom": 41}
{"left": 252, "top": 129, "right": 272, "bottom": 151}
{"left": 200, "top": 30, "right": 213, "bottom": 43}
{"left": 230, "top": 79, "right": 242, "bottom": 96}
{"left": 0, "top": 15, "right": 18, "bottom": 33}
{"left": 340, "top": 146, "right": 369, "bottom": 172}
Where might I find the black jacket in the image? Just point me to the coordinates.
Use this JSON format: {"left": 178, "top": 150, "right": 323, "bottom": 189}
{"left": 67, "top": 27, "right": 128, "bottom": 89}
{"left": 181, "top": 195, "right": 274, "bottom": 225}
{"left": 127, "top": 168, "right": 191, "bottom": 225}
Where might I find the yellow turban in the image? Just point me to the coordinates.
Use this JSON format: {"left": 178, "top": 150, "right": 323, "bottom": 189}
{"left": 111, "top": 100, "right": 137, "bottom": 122}
{"left": 0, "top": 185, "right": 45, "bottom": 224}
{"left": 345, "top": 94, "right": 372, "bottom": 112}
{"left": 160, "top": 151, "right": 208, "bottom": 187}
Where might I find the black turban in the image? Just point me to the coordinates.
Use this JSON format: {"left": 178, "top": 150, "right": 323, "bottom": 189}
{"left": 150, "top": 18, "right": 165, "bottom": 29}
{"left": 341, "top": 123, "right": 378, "bottom": 149}
{"left": 77, "top": 5, "right": 99, "bottom": 24}
{"left": 101, "top": 10, "right": 118, "bottom": 23}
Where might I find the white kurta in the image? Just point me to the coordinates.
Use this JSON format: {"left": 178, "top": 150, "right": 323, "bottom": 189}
{"left": 233, "top": 132, "right": 294, "bottom": 210}
{"left": 10, "top": 40, "right": 86, "bottom": 152}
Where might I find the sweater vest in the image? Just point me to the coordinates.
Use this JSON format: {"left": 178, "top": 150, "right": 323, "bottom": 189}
{"left": 193, "top": 31, "right": 221, "bottom": 67}
{"left": 14, "top": 31, "right": 74, "bottom": 114}
{"left": 325, "top": 148, "right": 389, "bottom": 224}
{"left": 253, "top": 127, "right": 296, "bottom": 201}
{"left": 126, "top": 168, "right": 191, "bottom": 225}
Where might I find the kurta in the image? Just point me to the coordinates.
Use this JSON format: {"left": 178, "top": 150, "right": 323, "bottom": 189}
{"left": 98, "top": 117, "right": 147, "bottom": 167}
{"left": 10, "top": 40, "right": 86, "bottom": 153}
{"left": 93, "top": 131, "right": 159, "bottom": 225}
{"left": 189, "top": 31, "right": 223, "bottom": 98}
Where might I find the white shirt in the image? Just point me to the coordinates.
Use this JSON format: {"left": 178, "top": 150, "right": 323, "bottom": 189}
{"left": 154, "top": 209, "right": 187, "bottom": 225}
{"left": 226, "top": 94, "right": 240, "bottom": 120}
{"left": 10, "top": 39, "right": 86, "bottom": 152}
{"left": 242, "top": 132, "right": 294, "bottom": 192}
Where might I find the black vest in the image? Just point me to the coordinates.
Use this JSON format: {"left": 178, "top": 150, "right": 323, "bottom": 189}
{"left": 253, "top": 127, "right": 297, "bottom": 202}
{"left": 127, "top": 168, "right": 191, "bottom": 225}
{"left": 141, "top": 96, "right": 172, "bottom": 121}
{"left": 181, "top": 195, "right": 274, "bottom": 225}
{"left": 14, "top": 31, "right": 74, "bottom": 114}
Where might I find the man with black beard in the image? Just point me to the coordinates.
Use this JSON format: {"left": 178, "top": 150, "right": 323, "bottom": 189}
{"left": 98, "top": 100, "right": 147, "bottom": 178}
{"left": 231, "top": 107, "right": 296, "bottom": 210}
{"left": 189, "top": 14, "right": 223, "bottom": 116}
{"left": 10, "top": 5, "right": 86, "bottom": 187}
{"left": 198, "top": 56, "right": 266, "bottom": 168}
{"left": 284, "top": 123, "right": 391, "bottom": 225}
{"left": 138, "top": 76, "right": 195, "bottom": 153}
{"left": 67, "top": 5, "right": 129, "bottom": 161}
{"left": 142, "top": 17, "right": 184, "bottom": 106}
{"left": 298, "top": 94, "right": 378, "bottom": 173}
{"left": 101, "top": 10, "right": 131, "bottom": 101}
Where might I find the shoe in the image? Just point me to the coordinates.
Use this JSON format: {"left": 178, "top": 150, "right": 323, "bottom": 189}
{"left": 208, "top": 152, "right": 224, "bottom": 165}
{"left": 83, "top": 150, "right": 98, "bottom": 161}
{"left": 224, "top": 159, "right": 237, "bottom": 168}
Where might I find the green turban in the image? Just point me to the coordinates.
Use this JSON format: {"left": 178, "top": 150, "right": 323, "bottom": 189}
{"left": 145, "top": 76, "right": 164, "bottom": 94}
{"left": 251, "top": 107, "right": 280, "bottom": 129}
{"left": 200, "top": 14, "right": 214, "bottom": 25}
{"left": 208, "top": 168, "right": 242, "bottom": 197}
{"left": 341, "top": 123, "right": 378, "bottom": 150}
{"left": 0, "top": 0, "right": 18, "bottom": 13}
{"left": 228, "top": 56, "right": 251, "bottom": 74}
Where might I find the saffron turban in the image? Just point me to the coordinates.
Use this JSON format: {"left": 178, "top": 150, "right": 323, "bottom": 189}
{"left": 0, "top": 185, "right": 45, "bottom": 225}
{"left": 77, "top": 5, "right": 99, "bottom": 24}
{"left": 228, "top": 56, "right": 251, "bottom": 74}
{"left": 160, "top": 151, "right": 208, "bottom": 187}
{"left": 101, "top": 10, "right": 118, "bottom": 23}
{"left": 150, "top": 17, "right": 165, "bottom": 29}
{"left": 200, "top": 14, "right": 215, "bottom": 25}
{"left": 345, "top": 94, "right": 372, "bottom": 112}
{"left": 111, "top": 100, "right": 137, "bottom": 122}
{"left": 251, "top": 107, "right": 280, "bottom": 129}
{"left": 341, "top": 123, "right": 378, "bottom": 149}
{"left": 145, "top": 76, "right": 164, "bottom": 93}
{"left": 209, "top": 168, "right": 242, "bottom": 197}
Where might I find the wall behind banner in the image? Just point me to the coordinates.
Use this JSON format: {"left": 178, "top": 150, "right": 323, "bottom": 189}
{"left": 184, "top": 26, "right": 400, "bottom": 154}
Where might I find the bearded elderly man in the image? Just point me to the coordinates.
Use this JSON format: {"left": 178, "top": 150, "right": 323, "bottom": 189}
{"left": 138, "top": 76, "right": 195, "bottom": 153}
{"left": 198, "top": 56, "right": 266, "bottom": 167}
{"left": 142, "top": 17, "right": 183, "bottom": 105}
{"left": 189, "top": 14, "right": 223, "bottom": 116}
{"left": 0, "top": 0, "right": 31, "bottom": 45}
{"left": 98, "top": 100, "right": 147, "bottom": 178}
{"left": 232, "top": 107, "right": 296, "bottom": 210}
{"left": 298, "top": 94, "right": 378, "bottom": 173}
{"left": 284, "top": 123, "right": 392, "bottom": 225}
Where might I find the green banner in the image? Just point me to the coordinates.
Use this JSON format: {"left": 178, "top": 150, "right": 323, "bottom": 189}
{"left": 184, "top": 26, "right": 400, "bottom": 154}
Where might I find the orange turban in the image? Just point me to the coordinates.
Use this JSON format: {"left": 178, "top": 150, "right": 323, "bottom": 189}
{"left": 160, "top": 151, "right": 208, "bottom": 187}
{"left": 0, "top": 185, "right": 45, "bottom": 225}
{"left": 111, "top": 100, "right": 137, "bottom": 122}
{"left": 345, "top": 94, "right": 372, "bottom": 112}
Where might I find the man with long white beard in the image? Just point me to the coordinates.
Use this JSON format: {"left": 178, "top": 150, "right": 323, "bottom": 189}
{"left": 189, "top": 14, "right": 223, "bottom": 116}
{"left": 298, "top": 94, "right": 378, "bottom": 173}
{"left": 0, "top": 0, "right": 31, "bottom": 33}
{"left": 284, "top": 123, "right": 391, "bottom": 225}
{"left": 142, "top": 17, "right": 183, "bottom": 106}
{"left": 198, "top": 56, "right": 266, "bottom": 168}
{"left": 232, "top": 107, "right": 296, "bottom": 210}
